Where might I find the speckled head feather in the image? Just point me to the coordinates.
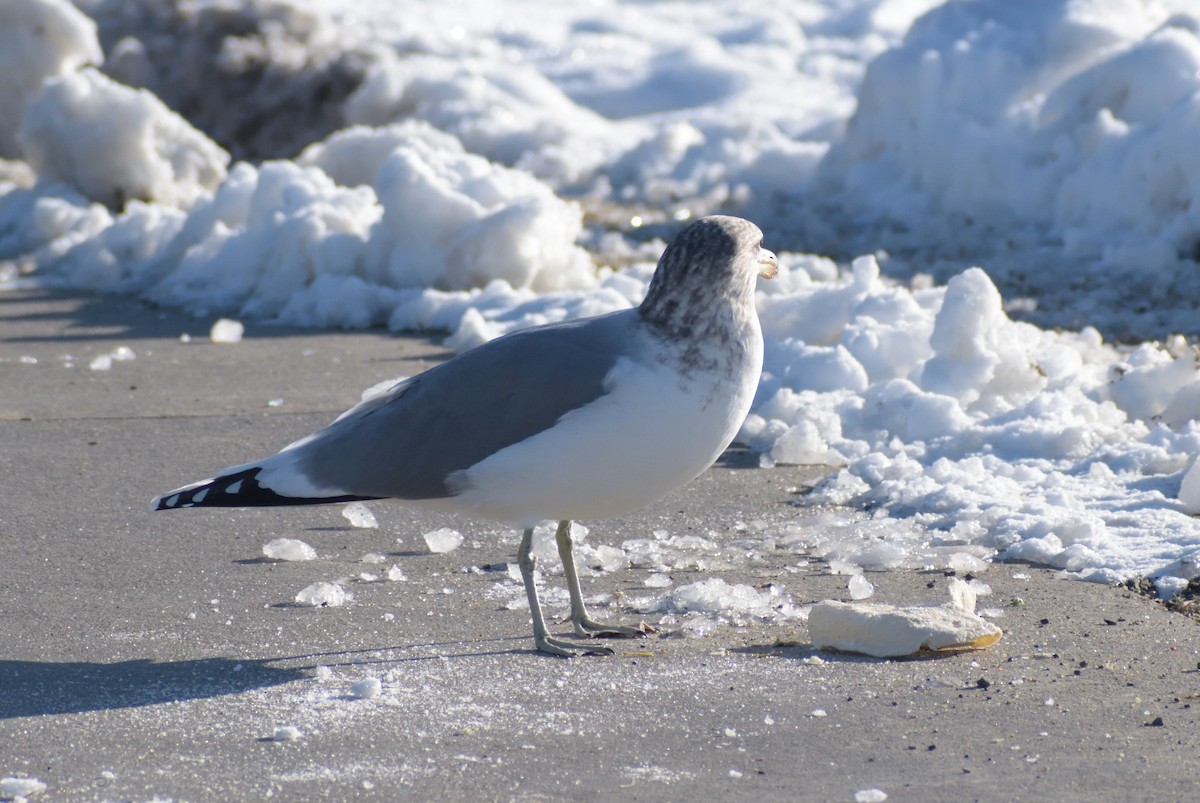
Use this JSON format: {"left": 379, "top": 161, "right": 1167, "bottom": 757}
{"left": 638, "top": 215, "right": 768, "bottom": 377}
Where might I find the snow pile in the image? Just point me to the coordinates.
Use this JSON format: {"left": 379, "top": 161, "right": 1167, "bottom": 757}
{"left": 0, "top": 0, "right": 101, "bottom": 158}
{"left": 742, "top": 257, "right": 1200, "bottom": 585}
{"left": 19, "top": 68, "right": 229, "bottom": 208}
{"left": 820, "top": 0, "right": 1200, "bottom": 327}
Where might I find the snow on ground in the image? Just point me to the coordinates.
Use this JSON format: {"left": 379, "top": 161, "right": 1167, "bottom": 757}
{"left": 4, "top": 0, "right": 1200, "bottom": 593}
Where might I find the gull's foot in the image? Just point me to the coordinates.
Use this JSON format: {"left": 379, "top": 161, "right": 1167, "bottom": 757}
{"left": 536, "top": 632, "right": 615, "bottom": 658}
{"left": 573, "top": 617, "right": 653, "bottom": 640}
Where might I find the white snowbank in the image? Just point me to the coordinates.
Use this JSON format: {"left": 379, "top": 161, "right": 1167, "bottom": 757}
{"left": 19, "top": 68, "right": 229, "bottom": 208}
{"left": 745, "top": 257, "right": 1200, "bottom": 585}
{"left": 820, "top": 0, "right": 1200, "bottom": 324}
{"left": 0, "top": 0, "right": 101, "bottom": 158}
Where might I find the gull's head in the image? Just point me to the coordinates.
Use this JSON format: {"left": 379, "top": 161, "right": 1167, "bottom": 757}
{"left": 640, "top": 215, "right": 774, "bottom": 320}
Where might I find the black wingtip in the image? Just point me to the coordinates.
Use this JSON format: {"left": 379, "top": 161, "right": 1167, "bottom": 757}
{"left": 153, "top": 467, "right": 380, "bottom": 510}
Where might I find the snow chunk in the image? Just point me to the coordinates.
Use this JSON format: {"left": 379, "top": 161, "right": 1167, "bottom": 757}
{"left": 809, "top": 579, "right": 1002, "bottom": 658}
{"left": 0, "top": 0, "right": 101, "bottom": 158}
{"left": 263, "top": 538, "right": 316, "bottom": 562}
{"left": 342, "top": 502, "right": 379, "bottom": 529}
{"left": 1178, "top": 456, "right": 1200, "bottom": 515}
{"left": 848, "top": 574, "right": 875, "bottom": 600}
{"left": 855, "top": 790, "right": 888, "bottom": 803}
{"left": 295, "top": 581, "right": 347, "bottom": 607}
{"left": 209, "top": 318, "right": 243, "bottom": 344}
{"left": 349, "top": 678, "right": 382, "bottom": 699}
{"left": 423, "top": 527, "right": 463, "bottom": 554}
{"left": 656, "top": 578, "right": 777, "bottom": 616}
{"left": 18, "top": 68, "right": 229, "bottom": 208}
{"left": 0, "top": 776, "right": 47, "bottom": 799}
{"left": 272, "top": 726, "right": 303, "bottom": 742}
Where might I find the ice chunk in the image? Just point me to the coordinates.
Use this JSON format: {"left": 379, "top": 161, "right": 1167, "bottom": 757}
{"left": 848, "top": 574, "right": 875, "bottom": 600}
{"left": 110, "top": 346, "right": 136, "bottom": 361}
{"left": 656, "top": 578, "right": 775, "bottom": 616}
{"left": 272, "top": 726, "right": 303, "bottom": 742}
{"left": 295, "top": 581, "right": 347, "bottom": 607}
{"left": 423, "top": 527, "right": 463, "bottom": 554}
{"left": 88, "top": 354, "right": 112, "bottom": 371}
{"left": 263, "top": 538, "right": 316, "bottom": 562}
{"left": 809, "top": 580, "right": 1002, "bottom": 658}
{"left": 360, "top": 552, "right": 386, "bottom": 564}
{"left": 644, "top": 573, "right": 672, "bottom": 589}
{"left": 342, "top": 502, "right": 379, "bottom": 529}
{"left": 0, "top": 777, "right": 47, "bottom": 799}
{"left": 947, "top": 552, "right": 987, "bottom": 573}
{"left": 385, "top": 564, "right": 407, "bottom": 582}
{"left": 855, "top": 790, "right": 888, "bottom": 803}
{"left": 349, "top": 678, "right": 382, "bottom": 699}
{"left": 587, "top": 544, "right": 626, "bottom": 573}
{"left": 209, "top": 318, "right": 244, "bottom": 344}
{"left": 1178, "top": 456, "right": 1200, "bottom": 514}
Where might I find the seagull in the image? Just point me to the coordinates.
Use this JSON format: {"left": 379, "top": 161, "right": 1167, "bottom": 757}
{"left": 153, "top": 215, "right": 777, "bottom": 657}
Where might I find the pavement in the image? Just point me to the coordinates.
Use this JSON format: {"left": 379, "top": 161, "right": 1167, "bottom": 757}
{"left": 2, "top": 287, "right": 1199, "bottom": 802}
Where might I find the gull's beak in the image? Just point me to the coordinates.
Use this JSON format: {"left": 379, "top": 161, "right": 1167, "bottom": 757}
{"left": 757, "top": 247, "right": 778, "bottom": 280}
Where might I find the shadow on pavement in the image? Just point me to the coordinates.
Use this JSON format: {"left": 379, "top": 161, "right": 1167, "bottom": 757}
{"left": 0, "top": 657, "right": 309, "bottom": 719}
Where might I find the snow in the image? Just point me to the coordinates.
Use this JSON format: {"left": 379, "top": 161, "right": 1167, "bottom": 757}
{"left": 349, "top": 678, "right": 382, "bottom": 699}
{"left": 272, "top": 726, "right": 303, "bottom": 742}
{"left": 4, "top": 0, "right": 1200, "bottom": 596}
{"left": 848, "top": 574, "right": 875, "bottom": 600}
{"left": 295, "top": 581, "right": 348, "bottom": 607}
{"left": 18, "top": 68, "right": 229, "bottom": 208}
{"left": 0, "top": 776, "right": 47, "bottom": 800}
{"left": 809, "top": 579, "right": 1003, "bottom": 657}
{"left": 263, "top": 537, "right": 317, "bottom": 562}
{"left": 423, "top": 527, "right": 463, "bottom": 555}
{"left": 209, "top": 318, "right": 244, "bottom": 344}
{"left": 342, "top": 501, "right": 379, "bottom": 529}
{"left": 0, "top": 0, "right": 101, "bottom": 158}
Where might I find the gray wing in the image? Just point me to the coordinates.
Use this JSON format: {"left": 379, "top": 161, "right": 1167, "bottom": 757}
{"left": 294, "top": 309, "right": 639, "bottom": 500}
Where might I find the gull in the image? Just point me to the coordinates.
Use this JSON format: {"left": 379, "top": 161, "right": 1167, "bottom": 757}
{"left": 153, "top": 215, "right": 777, "bottom": 657}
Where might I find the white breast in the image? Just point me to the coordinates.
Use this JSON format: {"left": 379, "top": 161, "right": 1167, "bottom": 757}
{"left": 448, "top": 333, "right": 761, "bottom": 527}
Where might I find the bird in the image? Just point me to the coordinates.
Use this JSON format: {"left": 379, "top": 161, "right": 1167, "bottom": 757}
{"left": 153, "top": 215, "right": 778, "bottom": 657}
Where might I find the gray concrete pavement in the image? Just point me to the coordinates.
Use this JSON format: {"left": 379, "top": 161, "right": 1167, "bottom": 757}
{"left": 2, "top": 288, "right": 1199, "bottom": 801}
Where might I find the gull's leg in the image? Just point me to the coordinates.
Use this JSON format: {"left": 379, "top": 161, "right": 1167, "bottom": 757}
{"left": 556, "top": 520, "right": 646, "bottom": 639}
{"left": 517, "top": 527, "right": 612, "bottom": 657}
